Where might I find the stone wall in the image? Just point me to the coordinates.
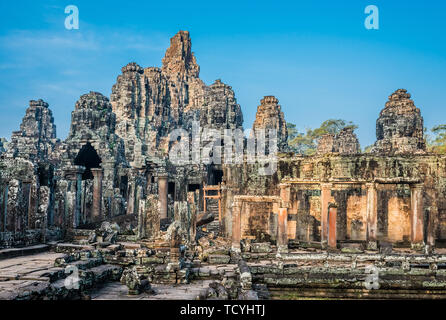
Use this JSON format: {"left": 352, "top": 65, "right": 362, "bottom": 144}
{"left": 223, "top": 153, "right": 446, "bottom": 247}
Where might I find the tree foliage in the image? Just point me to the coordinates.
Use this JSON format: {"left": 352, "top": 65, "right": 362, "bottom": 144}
{"left": 287, "top": 119, "right": 358, "bottom": 155}
{"left": 427, "top": 124, "right": 446, "bottom": 154}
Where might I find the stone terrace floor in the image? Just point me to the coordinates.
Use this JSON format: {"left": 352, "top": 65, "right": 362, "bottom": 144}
{"left": 0, "top": 252, "right": 65, "bottom": 299}
{"left": 0, "top": 250, "right": 213, "bottom": 300}
{"left": 91, "top": 280, "right": 214, "bottom": 300}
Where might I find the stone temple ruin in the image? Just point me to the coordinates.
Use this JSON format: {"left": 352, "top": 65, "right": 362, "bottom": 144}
{"left": 1, "top": 31, "right": 446, "bottom": 300}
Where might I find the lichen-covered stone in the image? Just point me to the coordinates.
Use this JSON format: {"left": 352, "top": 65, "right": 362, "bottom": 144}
{"left": 5, "top": 100, "right": 58, "bottom": 163}
{"left": 252, "top": 96, "right": 288, "bottom": 152}
{"left": 316, "top": 127, "right": 360, "bottom": 155}
{"left": 372, "top": 89, "right": 426, "bottom": 154}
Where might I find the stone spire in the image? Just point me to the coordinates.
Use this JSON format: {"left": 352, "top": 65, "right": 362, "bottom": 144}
{"left": 336, "top": 127, "right": 360, "bottom": 154}
{"left": 5, "top": 99, "right": 58, "bottom": 163}
{"left": 371, "top": 89, "right": 426, "bottom": 154}
{"left": 68, "top": 92, "right": 117, "bottom": 141}
{"left": 189, "top": 79, "right": 243, "bottom": 129}
{"left": 110, "top": 31, "right": 244, "bottom": 163}
{"left": 316, "top": 127, "right": 360, "bottom": 155}
{"left": 162, "top": 30, "right": 200, "bottom": 79}
{"left": 252, "top": 96, "right": 288, "bottom": 152}
{"left": 61, "top": 91, "right": 126, "bottom": 167}
{"left": 316, "top": 134, "right": 335, "bottom": 155}
{"left": 111, "top": 63, "right": 172, "bottom": 161}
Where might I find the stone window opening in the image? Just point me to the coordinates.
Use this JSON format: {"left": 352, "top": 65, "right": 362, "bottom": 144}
{"left": 74, "top": 142, "right": 102, "bottom": 180}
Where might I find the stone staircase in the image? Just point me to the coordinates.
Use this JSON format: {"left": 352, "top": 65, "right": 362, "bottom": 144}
{"left": 202, "top": 198, "right": 222, "bottom": 235}
{"left": 65, "top": 229, "right": 95, "bottom": 245}
{"left": 47, "top": 250, "right": 123, "bottom": 300}
{"left": 0, "top": 245, "right": 123, "bottom": 300}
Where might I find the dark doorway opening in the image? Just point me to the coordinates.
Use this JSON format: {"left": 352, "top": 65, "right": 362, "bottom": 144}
{"left": 168, "top": 182, "right": 175, "bottom": 196}
{"left": 37, "top": 164, "right": 53, "bottom": 187}
{"left": 188, "top": 184, "right": 200, "bottom": 192}
{"left": 120, "top": 175, "right": 128, "bottom": 198}
{"left": 209, "top": 168, "right": 223, "bottom": 185}
{"left": 74, "top": 143, "right": 102, "bottom": 180}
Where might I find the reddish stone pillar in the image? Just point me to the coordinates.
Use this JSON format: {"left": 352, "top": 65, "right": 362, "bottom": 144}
{"left": 278, "top": 183, "right": 290, "bottom": 254}
{"left": 277, "top": 207, "right": 288, "bottom": 254}
{"left": 320, "top": 183, "right": 332, "bottom": 244}
{"left": 366, "top": 183, "right": 378, "bottom": 250}
{"left": 158, "top": 175, "right": 168, "bottom": 220}
{"left": 91, "top": 168, "right": 103, "bottom": 222}
{"left": 328, "top": 203, "right": 337, "bottom": 250}
{"left": 410, "top": 184, "right": 424, "bottom": 248}
{"left": 279, "top": 183, "right": 291, "bottom": 205}
{"left": 232, "top": 200, "right": 242, "bottom": 253}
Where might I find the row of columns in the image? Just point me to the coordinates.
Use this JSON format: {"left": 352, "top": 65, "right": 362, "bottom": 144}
{"left": 231, "top": 181, "right": 428, "bottom": 254}
{"left": 1, "top": 164, "right": 169, "bottom": 233}
{"left": 65, "top": 166, "right": 104, "bottom": 228}
{"left": 320, "top": 182, "right": 426, "bottom": 249}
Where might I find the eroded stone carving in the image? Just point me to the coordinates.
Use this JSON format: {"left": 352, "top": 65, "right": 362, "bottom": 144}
{"left": 371, "top": 89, "right": 426, "bottom": 154}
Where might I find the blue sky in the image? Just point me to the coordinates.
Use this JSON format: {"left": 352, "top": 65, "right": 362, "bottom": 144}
{"left": 0, "top": 0, "right": 445, "bottom": 148}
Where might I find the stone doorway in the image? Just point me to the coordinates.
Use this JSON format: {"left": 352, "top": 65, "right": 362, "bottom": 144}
{"left": 74, "top": 143, "right": 102, "bottom": 180}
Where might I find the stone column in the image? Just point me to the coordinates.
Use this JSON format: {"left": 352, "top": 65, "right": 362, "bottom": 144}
{"left": 320, "top": 183, "right": 332, "bottom": 245}
{"left": 0, "top": 183, "right": 8, "bottom": 232}
{"left": 277, "top": 207, "right": 288, "bottom": 254}
{"left": 158, "top": 175, "right": 168, "bottom": 221}
{"left": 138, "top": 199, "right": 146, "bottom": 239}
{"left": 126, "top": 178, "right": 135, "bottom": 215}
{"left": 426, "top": 207, "right": 435, "bottom": 249}
{"left": 74, "top": 166, "right": 85, "bottom": 228}
{"left": 65, "top": 191, "right": 76, "bottom": 230}
{"left": 64, "top": 165, "right": 85, "bottom": 229}
{"left": 220, "top": 182, "right": 227, "bottom": 234}
{"left": 101, "top": 160, "right": 115, "bottom": 220}
{"left": 28, "top": 182, "right": 38, "bottom": 229}
{"left": 410, "top": 184, "right": 424, "bottom": 249}
{"left": 144, "top": 194, "right": 160, "bottom": 239}
{"left": 328, "top": 203, "right": 337, "bottom": 250}
{"left": 278, "top": 183, "right": 291, "bottom": 254}
{"left": 366, "top": 183, "right": 378, "bottom": 250}
{"left": 187, "top": 192, "right": 197, "bottom": 245}
{"left": 6, "top": 179, "right": 19, "bottom": 232}
{"left": 232, "top": 200, "right": 242, "bottom": 253}
{"left": 91, "top": 168, "right": 103, "bottom": 222}
{"left": 38, "top": 186, "right": 50, "bottom": 243}
{"left": 279, "top": 183, "right": 291, "bottom": 205}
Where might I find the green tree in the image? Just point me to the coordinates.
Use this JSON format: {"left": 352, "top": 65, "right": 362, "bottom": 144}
{"left": 428, "top": 125, "right": 446, "bottom": 154}
{"left": 287, "top": 119, "right": 358, "bottom": 155}
{"left": 363, "top": 145, "right": 373, "bottom": 153}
